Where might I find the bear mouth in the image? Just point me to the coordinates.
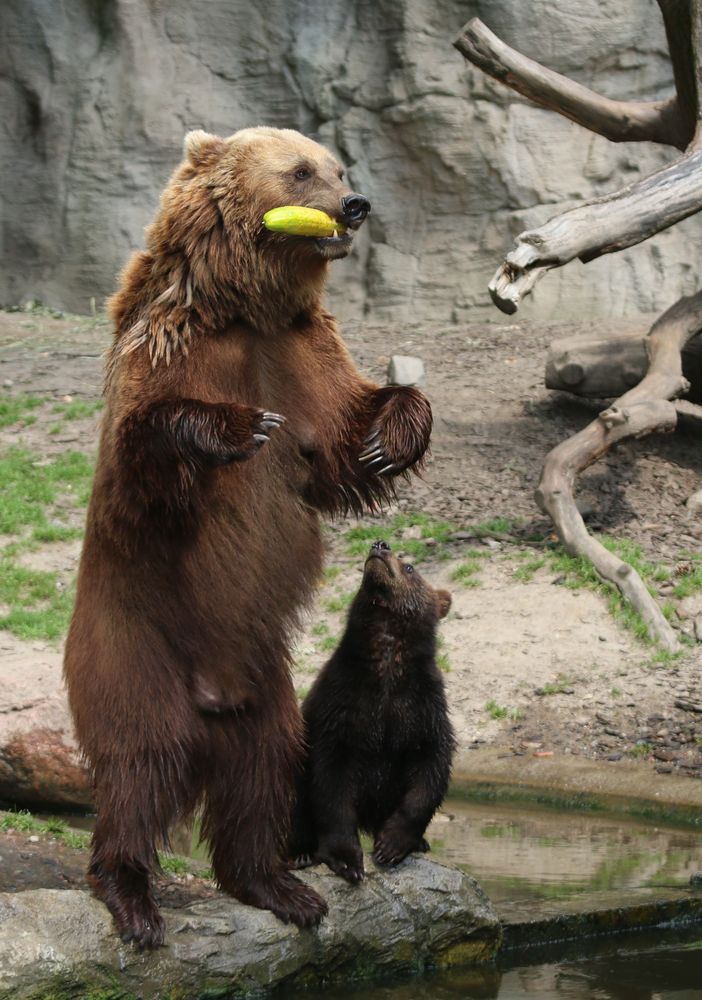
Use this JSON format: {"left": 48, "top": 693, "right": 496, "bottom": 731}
{"left": 314, "top": 233, "right": 354, "bottom": 261}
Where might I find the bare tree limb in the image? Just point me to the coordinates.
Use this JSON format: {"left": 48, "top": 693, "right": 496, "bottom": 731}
{"left": 657, "top": 0, "right": 701, "bottom": 142}
{"left": 454, "top": 18, "right": 687, "bottom": 149}
{"left": 487, "top": 146, "right": 702, "bottom": 314}
{"left": 536, "top": 292, "right": 702, "bottom": 650}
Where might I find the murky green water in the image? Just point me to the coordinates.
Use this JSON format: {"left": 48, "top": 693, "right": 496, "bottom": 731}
{"left": 425, "top": 798, "right": 702, "bottom": 905}
{"left": 294, "top": 929, "right": 702, "bottom": 999}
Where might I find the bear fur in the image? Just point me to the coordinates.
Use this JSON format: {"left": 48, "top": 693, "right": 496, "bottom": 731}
{"left": 63, "top": 128, "right": 432, "bottom": 947}
{"left": 290, "top": 541, "right": 455, "bottom": 884}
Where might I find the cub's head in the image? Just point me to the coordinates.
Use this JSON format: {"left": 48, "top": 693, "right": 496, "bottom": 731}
{"left": 180, "top": 126, "right": 369, "bottom": 263}
{"left": 360, "top": 541, "right": 452, "bottom": 623}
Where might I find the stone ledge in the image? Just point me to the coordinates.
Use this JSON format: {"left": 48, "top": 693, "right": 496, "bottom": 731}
{"left": 0, "top": 857, "right": 500, "bottom": 999}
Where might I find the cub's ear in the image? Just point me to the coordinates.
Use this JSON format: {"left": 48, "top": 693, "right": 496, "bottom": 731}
{"left": 184, "top": 130, "right": 225, "bottom": 167}
{"left": 435, "top": 589, "right": 452, "bottom": 619}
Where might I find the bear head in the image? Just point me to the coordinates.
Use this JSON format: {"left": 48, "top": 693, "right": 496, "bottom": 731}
{"left": 360, "top": 540, "right": 452, "bottom": 622}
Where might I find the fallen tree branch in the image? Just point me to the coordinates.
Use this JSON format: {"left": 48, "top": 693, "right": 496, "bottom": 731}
{"left": 536, "top": 291, "right": 702, "bottom": 650}
{"left": 453, "top": 18, "right": 687, "bottom": 149}
{"left": 487, "top": 146, "right": 702, "bottom": 314}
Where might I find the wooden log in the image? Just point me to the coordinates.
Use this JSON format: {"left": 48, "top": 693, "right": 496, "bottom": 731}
{"left": 453, "top": 18, "right": 686, "bottom": 149}
{"left": 545, "top": 331, "right": 702, "bottom": 402}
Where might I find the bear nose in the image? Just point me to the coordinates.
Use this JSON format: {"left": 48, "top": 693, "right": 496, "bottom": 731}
{"left": 371, "top": 540, "right": 390, "bottom": 553}
{"left": 341, "top": 193, "right": 371, "bottom": 227}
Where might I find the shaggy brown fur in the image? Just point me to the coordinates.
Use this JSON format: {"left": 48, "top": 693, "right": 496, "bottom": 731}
{"left": 64, "top": 127, "right": 432, "bottom": 948}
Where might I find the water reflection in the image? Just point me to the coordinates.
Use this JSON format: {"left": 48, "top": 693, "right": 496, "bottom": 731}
{"left": 427, "top": 800, "right": 702, "bottom": 904}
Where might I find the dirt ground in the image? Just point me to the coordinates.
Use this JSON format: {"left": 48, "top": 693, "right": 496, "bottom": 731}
{"left": 1, "top": 306, "right": 701, "bottom": 786}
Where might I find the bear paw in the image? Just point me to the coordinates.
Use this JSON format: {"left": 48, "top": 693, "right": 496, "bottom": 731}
{"left": 237, "top": 870, "right": 328, "bottom": 928}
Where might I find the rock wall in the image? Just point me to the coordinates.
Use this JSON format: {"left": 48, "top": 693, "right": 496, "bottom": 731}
{"left": 1, "top": 0, "right": 699, "bottom": 324}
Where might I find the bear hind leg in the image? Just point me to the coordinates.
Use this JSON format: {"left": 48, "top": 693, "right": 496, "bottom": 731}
{"left": 88, "top": 749, "right": 198, "bottom": 948}
{"left": 201, "top": 706, "right": 328, "bottom": 928}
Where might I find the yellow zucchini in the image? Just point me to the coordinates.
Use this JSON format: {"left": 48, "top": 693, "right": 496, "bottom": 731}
{"left": 263, "top": 206, "right": 345, "bottom": 237}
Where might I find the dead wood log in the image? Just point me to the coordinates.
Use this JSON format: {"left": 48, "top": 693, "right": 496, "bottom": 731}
{"left": 545, "top": 330, "right": 702, "bottom": 402}
{"left": 453, "top": 2, "right": 702, "bottom": 315}
{"left": 537, "top": 292, "right": 702, "bottom": 649}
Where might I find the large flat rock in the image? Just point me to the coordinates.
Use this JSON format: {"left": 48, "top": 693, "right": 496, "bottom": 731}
{"left": 0, "top": 858, "right": 500, "bottom": 998}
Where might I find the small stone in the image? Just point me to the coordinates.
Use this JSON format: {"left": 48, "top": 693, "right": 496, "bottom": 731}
{"left": 387, "top": 355, "right": 425, "bottom": 388}
{"left": 607, "top": 753, "right": 622, "bottom": 761}
{"left": 686, "top": 490, "right": 702, "bottom": 514}
{"left": 27, "top": 835, "right": 39, "bottom": 843}
{"left": 690, "top": 871, "right": 702, "bottom": 887}
{"left": 2, "top": 379, "right": 13, "bottom": 388}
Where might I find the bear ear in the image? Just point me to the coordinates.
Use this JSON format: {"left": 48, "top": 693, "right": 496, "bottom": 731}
{"left": 184, "top": 130, "right": 225, "bottom": 167}
{"left": 435, "top": 589, "right": 452, "bottom": 619}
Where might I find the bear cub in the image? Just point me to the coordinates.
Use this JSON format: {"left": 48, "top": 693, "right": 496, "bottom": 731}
{"left": 290, "top": 541, "right": 456, "bottom": 883}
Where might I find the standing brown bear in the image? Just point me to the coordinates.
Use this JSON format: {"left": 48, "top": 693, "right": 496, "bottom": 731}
{"left": 64, "top": 127, "right": 432, "bottom": 948}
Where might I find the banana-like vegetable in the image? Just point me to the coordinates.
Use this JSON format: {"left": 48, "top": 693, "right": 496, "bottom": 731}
{"left": 263, "top": 206, "right": 346, "bottom": 237}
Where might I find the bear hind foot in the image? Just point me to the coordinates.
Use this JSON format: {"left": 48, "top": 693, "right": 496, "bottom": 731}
{"left": 88, "top": 866, "right": 165, "bottom": 949}
{"left": 235, "top": 870, "right": 328, "bottom": 928}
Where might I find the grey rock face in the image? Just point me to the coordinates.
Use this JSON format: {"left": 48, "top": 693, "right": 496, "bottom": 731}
{"left": 0, "top": 858, "right": 500, "bottom": 998}
{"left": 1, "top": 1, "right": 699, "bottom": 325}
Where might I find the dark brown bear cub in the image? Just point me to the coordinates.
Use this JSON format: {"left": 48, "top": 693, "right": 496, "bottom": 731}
{"left": 290, "top": 541, "right": 455, "bottom": 883}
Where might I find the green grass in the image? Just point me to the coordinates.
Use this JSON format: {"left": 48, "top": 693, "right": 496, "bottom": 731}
{"left": 672, "top": 556, "right": 702, "bottom": 599}
{"left": 159, "top": 853, "right": 189, "bottom": 875}
{"left": 514, "top": 555, "right": 546, "bottom": 582}
{"left": 469, "top": 517, "right": 516, "bottom": 538}
{"left": 317, "top": 634, "right": 338, "bottom": 652}
{"left": 451, "top": 558, "right": 482, "bottom": 588}
{"left": 0, "top": 557, "right": 75, "bottom": 641}
{"left": 485, "top": 699, "right": 508, "bottom": 720}
{"left": 324, "top": 591, "right": 354, "bottom": 613}
{"left": 344, "top": 511, "right": 456, "bottom": 562}
{"left": 628, "top": 742, "right": 652, "bottom": 758}
{"left": 0, "top": 392, "right": 42, "bottom": 428}
{"left": 0, "top": 446, "right": 93, "bottom": 534}
{"left": 311, "top": 621, "right": 329, "bottom": 636}
{"left": 547, "top": 537, "right": 674, "bottom": 646}
{"left": 51, "top": 399, "right": 104, "bottom": 421}
{"left": 538, "top": 675, "right": 574, "bottom": 696}
{"left": 0, "top": 809, "right": 89, "bottom": 848}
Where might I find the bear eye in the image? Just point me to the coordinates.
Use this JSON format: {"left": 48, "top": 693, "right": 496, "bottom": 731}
{"left": 404, "top": 564, "right": 414, "bottom": 574}
{"left": 294, "top": 166, "right": 312, "bottom": 181}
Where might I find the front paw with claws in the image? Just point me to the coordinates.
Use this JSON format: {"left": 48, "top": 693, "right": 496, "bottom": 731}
{"left": 221, "top": 408, "right": 286, "bottom": 463}
{"left": 358, "top": 387, "right": 432, "bottom": 477}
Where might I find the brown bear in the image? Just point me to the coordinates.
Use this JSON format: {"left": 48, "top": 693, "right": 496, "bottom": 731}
{"left": 289, "top": 541, "right": 455, "bottom": 884}
{"left": 63, "top": 127, "right": 432, "bottom": 948}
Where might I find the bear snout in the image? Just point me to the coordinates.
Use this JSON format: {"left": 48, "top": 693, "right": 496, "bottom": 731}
{"left": 340, "top": 193, "right": 371, "bottom": 229}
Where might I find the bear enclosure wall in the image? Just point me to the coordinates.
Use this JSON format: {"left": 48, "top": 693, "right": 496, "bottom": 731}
{"left": 2, "top": 0, "right": 701, "bottom": 323}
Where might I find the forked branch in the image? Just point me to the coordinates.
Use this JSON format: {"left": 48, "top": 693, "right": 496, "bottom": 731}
{"left": 453, "top": 18, "right": 687, "bottom": 149}
{"left": 536, "top": 292, "right": 702, "bottom": 649}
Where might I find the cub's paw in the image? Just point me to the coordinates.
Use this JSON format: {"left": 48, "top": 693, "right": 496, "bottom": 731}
{"left": 317, "top": 841, "right": 365, "bottom": 884}
{"left": 372, "top": 827, "right": 424, "bottom": 868}
{"left": 358, "top": 387, "right": 431, "bottom": 477}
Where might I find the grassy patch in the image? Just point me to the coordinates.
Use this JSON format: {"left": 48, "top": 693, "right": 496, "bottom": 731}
{"left": 317, "top": 634, "right": 338, "bottom": 653}
{"left": 469, "top": 517, "right": 516, "bottom": 538}
{"left": 324, "top": 591, "right": 354, "bottom": 613}
{"left": 311, "top": 621, "right": 329, "bottom": 637}
{"left": 628, "top": 742, "right": 652, "bottom": 758}
{"left": 0, "top": 392, "right": 43, "bottom": 428}
{"left": 0, "top": 809, "right": 90, "bottom": 848}
{"left": 451, "top": 558, "right": 482, "bottom": 588}
{"left": 537, "top": 675, "right": 574, "bottom": 696}
{"left": 344, "top": 511, "right": 456, "bottom": 562}
{"left": 0, "top": 446, "right": 93, "bottom": 534}
{"left": 514, "top": 555, "right": 546, "bottom": 582}
{"left": 672, "top": 556, "right": 702, "bottom": 599}
{"left": 485, "top": 699, "right": 508, "bottom": 720}
{"left": 0, "top": 557, "right": 75, "bottom": 641}
{"left": 547, "top": 537, "right": 673, "bottom": 646}
{"left": 52, "top": 399, "right": 104, "bottom": 421}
